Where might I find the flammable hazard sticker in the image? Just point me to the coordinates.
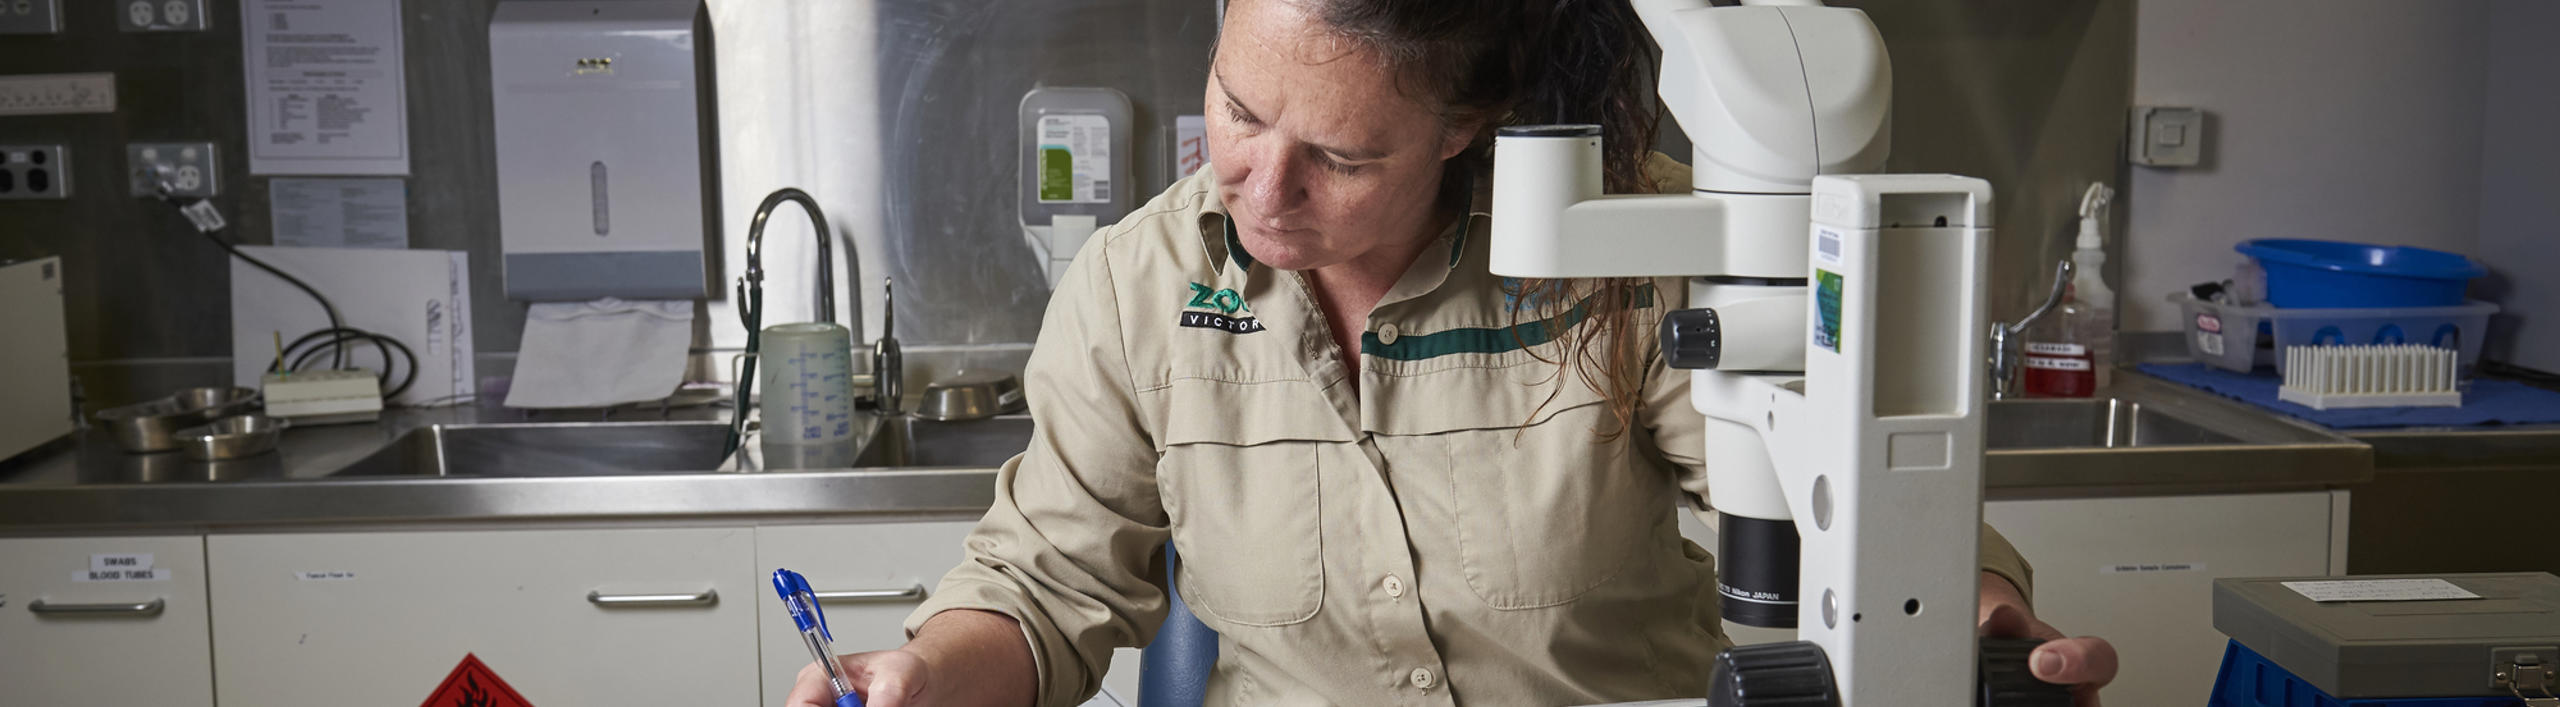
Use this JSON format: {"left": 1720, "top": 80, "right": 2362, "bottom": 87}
{"left": 418, "top": 653, "right": 534, "bottom": 707}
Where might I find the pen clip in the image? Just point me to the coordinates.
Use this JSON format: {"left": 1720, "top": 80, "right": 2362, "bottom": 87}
{"left": 771, "top": 568, "right": 835, "bottom": 642}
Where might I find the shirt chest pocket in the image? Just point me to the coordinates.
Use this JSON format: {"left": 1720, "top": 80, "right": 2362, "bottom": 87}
{"left": 1154, "top": 379, "right": 1351, "bottom": 627}
{"left": 1408, "top": 366, "right": 1667, "bottom": 610}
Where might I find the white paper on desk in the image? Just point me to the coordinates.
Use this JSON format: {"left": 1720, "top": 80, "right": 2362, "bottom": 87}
{"left": 229, "top": 246, "right": 474, "bottom": 406}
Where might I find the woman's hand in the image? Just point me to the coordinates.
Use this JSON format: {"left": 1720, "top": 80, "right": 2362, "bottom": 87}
{"left": 783, "top": 609, "right": 1034, "bottom": 707}
{"left": 1978, "top": 571, "right": 2118, "bottom": 707}
{"left": 786, "top": 649, "right": 930, "bottom": 707}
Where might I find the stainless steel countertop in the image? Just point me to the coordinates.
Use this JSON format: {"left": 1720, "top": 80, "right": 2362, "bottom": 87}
{"left": 0, "top": 371, "right": 2389, "bottom": 533}
{"left": 2118, "top": 331, "right": 2560, "bottom": 472}
{"left": 0, "top": 403, "right": 1000, "bottom": 533}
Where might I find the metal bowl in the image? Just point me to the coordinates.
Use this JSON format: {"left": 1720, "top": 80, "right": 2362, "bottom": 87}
{"left": 913, "top": 370, "right": 1025, "bottom": 422}
{"left": 94, "top": 387, "right": 261, "bottom": 453}
{"left": 172, "top": 414, "right": 291, "bottom": 461}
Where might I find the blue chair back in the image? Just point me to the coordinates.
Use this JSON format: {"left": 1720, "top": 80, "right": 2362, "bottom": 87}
{"left": 1140, "top": 543, "right": 1218, "bottom": 707}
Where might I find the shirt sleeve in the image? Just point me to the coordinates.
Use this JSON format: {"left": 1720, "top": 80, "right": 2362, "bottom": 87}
{"left": 903, "top": 233, "right": 1172, "bottom": 707}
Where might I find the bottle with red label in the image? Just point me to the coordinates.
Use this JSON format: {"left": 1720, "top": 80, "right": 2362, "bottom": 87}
{"left": 2022, "top": 282, "right": 2105, "bottom": 398}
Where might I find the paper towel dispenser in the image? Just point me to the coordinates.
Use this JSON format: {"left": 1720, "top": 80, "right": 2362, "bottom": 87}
{"left": 491, "top": 0, "right": 719, "bottom": 301}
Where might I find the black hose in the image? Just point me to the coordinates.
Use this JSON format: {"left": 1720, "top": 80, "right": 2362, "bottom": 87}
{"left": 198, "top": 230, "right": 349, "bottom": 370}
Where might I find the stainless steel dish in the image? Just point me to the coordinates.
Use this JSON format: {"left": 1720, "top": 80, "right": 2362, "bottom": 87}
{"left": 913, "top": 370, "right": 1025, "bottom": 422}
{"left": 172, "top": 414, "right": 291, "bottom": 461}
{"left": 94, "top": 386, "right": 260, "bottom": 453}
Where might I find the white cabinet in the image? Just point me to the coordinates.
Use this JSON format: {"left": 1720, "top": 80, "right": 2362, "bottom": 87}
{"left": 0, "top": 535, "right": 213, "bottom": 707}
{"left": 208, "top": 527, "right": 760, "bottom": 707}
{"left": 1985, "top": 491, "right": 2347, "bottom": 707}
{"left": 755, "top": 521, "right": 1145, "bottom": 705}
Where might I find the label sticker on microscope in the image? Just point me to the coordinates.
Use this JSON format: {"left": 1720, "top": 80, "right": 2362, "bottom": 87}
{"left": 1813, "top": 269, "right": 1844, "bottom": 353}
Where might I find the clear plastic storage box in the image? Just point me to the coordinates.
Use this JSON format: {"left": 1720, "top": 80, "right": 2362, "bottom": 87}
{"left": 2172, "top": 294, "right": 2498, "bottom": 374}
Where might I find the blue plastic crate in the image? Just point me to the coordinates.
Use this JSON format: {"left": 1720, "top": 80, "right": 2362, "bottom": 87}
{"left": 2210, "top": 640, "right": 2527, "bottom": 707}
{"left": 2236, "top": 239, "right": 2485, "bottom": 309}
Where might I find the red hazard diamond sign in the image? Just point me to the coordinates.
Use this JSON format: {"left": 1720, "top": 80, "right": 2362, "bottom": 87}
{"left": 418, "top": 653, "right": 535, "bottom": 707}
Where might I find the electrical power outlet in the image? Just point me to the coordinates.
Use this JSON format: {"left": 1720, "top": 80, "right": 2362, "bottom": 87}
{"left": 128, "top": 142, "right": 220, "bottom": 198}
{"left": 0, "top": 144, "right": 71, "bottom": 199}
{"left": 0, "top": 0, "right": 65, "bottom": 35}
{"left": 0, "top": 73, "right": 116, "bottom": 117}
{"left": 117, "top": 0, "right": 208, "bottom": 32}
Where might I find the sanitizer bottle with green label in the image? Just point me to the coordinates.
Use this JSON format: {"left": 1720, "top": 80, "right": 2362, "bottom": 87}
{"left": 1019, "top": 86, "right": 1134, "bottom": 287}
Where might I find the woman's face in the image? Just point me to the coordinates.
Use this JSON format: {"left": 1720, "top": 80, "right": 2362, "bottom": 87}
{"left": 1205, "top": 0, "right": 1475, "bottom": 273}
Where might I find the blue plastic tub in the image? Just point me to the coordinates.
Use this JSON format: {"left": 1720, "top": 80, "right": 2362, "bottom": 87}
{"left": 2237, "top": 239, "right": 2486, "bottom": 308}
{"left": 2209, "top": 640, "right": 2526, "bottom": 707}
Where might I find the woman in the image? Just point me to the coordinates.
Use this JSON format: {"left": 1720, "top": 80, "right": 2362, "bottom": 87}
{"left": 794, "top": 0, "right": 2116, "bottom": 704}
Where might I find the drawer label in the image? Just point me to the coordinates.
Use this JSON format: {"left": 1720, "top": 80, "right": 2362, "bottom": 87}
{"left": 296, "top": 570, "right": 361, "bottom": 582}
{"left": 2099, "top": 562, "right": 2203, "bottom": 574}
{"left": 74, "top": 568, "right": 171, "bottom": 582}
{"left": 91, "top": 553, "right": 154, "bottom": 571}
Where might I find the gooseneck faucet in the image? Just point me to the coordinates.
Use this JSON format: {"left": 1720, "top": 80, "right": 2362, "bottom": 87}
{"left": 1989, "top": 259, "right": 2076, "bottom": 400}
{"left": 731, "top": 187, "right": 875, "bottom": 458}
{"left": 744, "top": 187, "right": 845, "bottom": 328}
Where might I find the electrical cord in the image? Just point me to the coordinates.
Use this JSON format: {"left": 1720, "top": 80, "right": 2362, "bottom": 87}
{"left": 149, "top": 171, "right": 421, "bottom": 398}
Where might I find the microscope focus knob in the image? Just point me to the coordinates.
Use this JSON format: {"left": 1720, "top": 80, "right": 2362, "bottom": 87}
{"left": 1661, "top": 308, "right": 1723, "bottom": 370}
{"left": 1706, "top": 641, "right": 1839, "bottom": 707}
{"left": 1978, "top": 638, "right": 2075, "bottom": 707}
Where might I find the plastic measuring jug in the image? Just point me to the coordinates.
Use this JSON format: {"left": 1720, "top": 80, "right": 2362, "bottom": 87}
{"left": 755, "top": 322, "right": 857, "bottom": 469}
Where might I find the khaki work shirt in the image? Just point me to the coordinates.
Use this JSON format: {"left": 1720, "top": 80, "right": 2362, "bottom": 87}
{"left": 908, "top": 159, "right": 2034, "bottom": 706}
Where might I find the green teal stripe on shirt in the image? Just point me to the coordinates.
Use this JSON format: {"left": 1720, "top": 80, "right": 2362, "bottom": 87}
{"left": 1361, "top": 283, "right": 1656, "bottom": 361}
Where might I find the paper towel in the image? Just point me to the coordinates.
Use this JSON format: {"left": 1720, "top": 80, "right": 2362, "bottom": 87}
{"left": 505, "top": 298, "right": 695, "bottom": 408}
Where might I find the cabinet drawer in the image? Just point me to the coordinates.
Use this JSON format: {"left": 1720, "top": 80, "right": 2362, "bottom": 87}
{"left": 1986, "top": 491, "right": 2344, "bottom": 707}
{"left": 0, "top": 535, "right": 213, "bottom": 707}
{"left": 210, "top": 527, "right": 758, "bottom": 707}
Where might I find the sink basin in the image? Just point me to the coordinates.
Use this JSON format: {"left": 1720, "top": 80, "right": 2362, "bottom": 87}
{"left": 332, "top": 422, "right": 733, "bottom": 477}
{"left": 1988, "top": 398, "right": 2243, "bottom": 449}
{"left": 1981, "top": 373, "right": 2371, "bottom": 492}
{"left": 855, "top": 416, "right": 1032, "bottom": 468}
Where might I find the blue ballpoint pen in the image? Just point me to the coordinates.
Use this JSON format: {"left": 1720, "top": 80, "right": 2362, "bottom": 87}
{"left": 773, "top": 568, "right": 866, "bottom": 707}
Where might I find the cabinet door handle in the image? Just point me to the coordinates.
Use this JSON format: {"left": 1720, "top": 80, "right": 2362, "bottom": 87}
{"left": 812, "top": 584, "right": 928, "bottom": 603}
{"left": 586, "top": 589, "right": 719, "bottom": 608}
{"left": 28, "top": 598, "right": 166, "bottom": 617}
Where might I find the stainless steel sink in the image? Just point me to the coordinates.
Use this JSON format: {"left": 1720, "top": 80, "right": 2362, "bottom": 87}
{"left": 1982, "top": 373, "right": 2370, "bottom": 493}
{"left": 854, "top": 415, "right": 1032, "bottom": 468}
{"left": 332, "top": 421, "right": 733, "bottom": 477}
{"left": 1988, "top": 397, "right": 2244, "bottom": 449}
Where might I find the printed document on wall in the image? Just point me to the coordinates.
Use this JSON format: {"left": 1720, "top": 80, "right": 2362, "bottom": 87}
{"left": 240, "top": 0, "right": 410, "bottom": 175}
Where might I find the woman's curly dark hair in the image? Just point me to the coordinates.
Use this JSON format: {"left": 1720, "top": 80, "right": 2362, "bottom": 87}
{"left": 1308, "top": 0, "right": 1665, "bottom": 439}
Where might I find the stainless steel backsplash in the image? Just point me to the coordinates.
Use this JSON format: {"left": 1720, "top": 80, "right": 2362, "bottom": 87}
{"left": 2, "top": 0, "right": 2124, "bottom": 408}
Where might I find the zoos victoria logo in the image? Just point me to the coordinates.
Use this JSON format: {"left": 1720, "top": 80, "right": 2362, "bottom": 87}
{"left": 1179, "top": 282, "right": 1264, "bottom": 334}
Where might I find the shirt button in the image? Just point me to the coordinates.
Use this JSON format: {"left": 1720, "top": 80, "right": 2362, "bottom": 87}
{"left": 1376, "top": 323, "right": 1400, "bottom": 345}
{"left": 1381, "top": 574, "right": 1405, "bottom": 598}
{"left": 1410, "top": 667, "right": 1436, "bottom": 689}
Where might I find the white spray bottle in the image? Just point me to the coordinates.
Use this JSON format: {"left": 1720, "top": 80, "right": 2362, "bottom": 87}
{"left": 2022, "top": 182, "right": 2116, "bottom": 397}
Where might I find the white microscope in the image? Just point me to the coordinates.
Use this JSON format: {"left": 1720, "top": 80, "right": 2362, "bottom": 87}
{"left": 1490, "top": 1, "right": 2069, "bottom": 705}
